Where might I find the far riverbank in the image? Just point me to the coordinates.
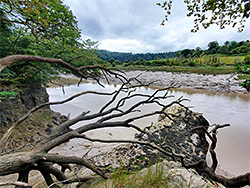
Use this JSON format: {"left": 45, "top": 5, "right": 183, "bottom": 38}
{"left": 98, "top": 71, "right": 248, "bottom": 94}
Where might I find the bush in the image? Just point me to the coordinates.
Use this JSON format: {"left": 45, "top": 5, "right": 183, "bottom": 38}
{"left": 244, "top": 55, "right": 250, "bottom": 65}
{"left": 240, "top": 79, "right": 250, "bottom": 92}
{"left": 188, "top": 61, "right": 195, "bottom": 67}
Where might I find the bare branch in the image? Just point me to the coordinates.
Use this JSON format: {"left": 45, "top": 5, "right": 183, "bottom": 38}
{"left": 0, "top": 181, "right": 32, "bottom": 187}
{"left": 186, "top": 124, "right": 250, "bottom": 187}
{"left": 37, "top": 153, "right": 108, "bottom": 179}
{"left": 77, "top": 134, "right": 185, "bottom": 162}
{"left": 0, "top": 90, "right": 115, "bottom": 148}
{"left": 48, "top": 176, "right": 100, "bottom": 187}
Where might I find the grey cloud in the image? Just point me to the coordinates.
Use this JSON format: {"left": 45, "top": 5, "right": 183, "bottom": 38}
{"left": 79, "top": 17, "right": 103, "bottom": 38}
{"left": 64, "top": 0, "right": 250, "bottom": 53}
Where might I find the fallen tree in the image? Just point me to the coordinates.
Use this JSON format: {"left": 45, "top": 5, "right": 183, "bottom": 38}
{"left": 0, "top": 55, "right": 249, "bottom": 187}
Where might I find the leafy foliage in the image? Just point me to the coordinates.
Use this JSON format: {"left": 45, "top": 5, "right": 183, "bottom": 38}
{"left": 0, "top": 90, "right": 18, "bottom": 99}
{"left": 236, "top": 55, "right": 250, "bottom": 91}
{"left": 98, "top": 50, "right": 176, "bottom": 62}
{"left": 0, "top": 0, "right": 100, "bottom": 86}
{"left": 158, "top": 0, "right": 250, "bottom": 32}
{"left": 1, "top": 0, "right": 80, "bottom": 39}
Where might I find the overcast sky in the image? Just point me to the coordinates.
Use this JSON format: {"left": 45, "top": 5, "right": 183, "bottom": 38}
{"left": 63, "top": 0, "right": 250, "bottom": 53}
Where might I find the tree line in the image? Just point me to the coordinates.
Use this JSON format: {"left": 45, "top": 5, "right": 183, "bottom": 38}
{"left": 98, "top": 50, "right": 176, "bottom": 62}
{"left": 178, "top": 40, "right": 250, "bottom": 58}
{"left": 98, "top": 40, "right": 250, "bottom": 63}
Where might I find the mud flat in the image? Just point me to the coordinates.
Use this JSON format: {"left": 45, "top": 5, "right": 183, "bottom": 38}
{"left": 100, "top": 71, "right": 248, "bottom": 94}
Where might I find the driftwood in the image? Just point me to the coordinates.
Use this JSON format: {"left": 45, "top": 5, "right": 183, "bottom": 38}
{"left": 0, "top": 55, "right": 249, "bottom": 187}
{"left": 185, "top": 124, "right": 250, "bottom": 187}
{"left": 0, "top": 72, "right": 184, "bottom": 187}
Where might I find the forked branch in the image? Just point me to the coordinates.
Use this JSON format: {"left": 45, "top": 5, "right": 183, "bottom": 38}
{"left": 189, "top": 124, "right": 250, "bottom": 187}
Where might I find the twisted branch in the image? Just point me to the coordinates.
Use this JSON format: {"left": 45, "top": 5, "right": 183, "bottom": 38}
{"left": 188, "top": 124, "right": 250, "bottom": 187}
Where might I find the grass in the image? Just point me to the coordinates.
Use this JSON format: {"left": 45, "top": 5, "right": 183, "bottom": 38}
{"left": 200, "top": 55, "right": 245, "bottom": 65}
{"left": 88, "top": 162, "right": 213, "bottom": 188}
{"left": 116, "top": 65, "right": 236, "bottom": 75}
{"left": 116, "top": 55, "right": 247, "bottom": 75}
{"left": 89, "top": 163, "right": 172, "bottom": 188}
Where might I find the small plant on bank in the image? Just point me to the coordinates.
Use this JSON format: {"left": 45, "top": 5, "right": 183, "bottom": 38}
{"left": 0, "top": 90, "right": 18, "bottom": 99}
{"left": 90, "top": 163, "right": 175, "bottom": 188}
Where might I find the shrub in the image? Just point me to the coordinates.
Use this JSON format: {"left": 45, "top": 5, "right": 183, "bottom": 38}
{"left": 188, "top": 61, "right": 195, "bottom": 67}
{"left": 244, "top": 55, "right": 250, "bottom": 65}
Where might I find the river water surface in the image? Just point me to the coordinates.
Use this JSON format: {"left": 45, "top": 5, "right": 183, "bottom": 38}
{"left": 47, "top": 82, "right": 250, "bottom": 176}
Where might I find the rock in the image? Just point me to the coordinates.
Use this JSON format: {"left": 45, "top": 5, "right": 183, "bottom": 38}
{"left": 94, "top": 105, "right": 209, "bottom": 170}
{"left": 139, "top": 160, "right": 224, "bottom": 188}
{"left": 0, "top": 85, "right": 49, "bottom": 129}
{"left": 136, "top": 105, "right": 209, "bottom": 164}
{"left": 0, "top": 85, "right": 63, "bottom": 153}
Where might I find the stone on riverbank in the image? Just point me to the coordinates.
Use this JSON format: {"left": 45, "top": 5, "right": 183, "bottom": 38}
{"left": 94, "top": 105, "right": 209, "bottom": 169}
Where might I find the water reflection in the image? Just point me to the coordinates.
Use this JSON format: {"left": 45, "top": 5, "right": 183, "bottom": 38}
{"left": 47, "top": 82, "right": 250, "bottom": 176}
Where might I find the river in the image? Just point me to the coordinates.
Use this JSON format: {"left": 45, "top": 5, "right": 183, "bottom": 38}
{"left": 46, "top": 81, "right": 250, "bottom": 177}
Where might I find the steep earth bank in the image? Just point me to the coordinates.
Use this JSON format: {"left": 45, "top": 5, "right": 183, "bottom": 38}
{"left": 0, "top": 84, "right": 67, "bottom": 153}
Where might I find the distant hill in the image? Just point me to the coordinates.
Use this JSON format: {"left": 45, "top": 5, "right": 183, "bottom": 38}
{"left": 97, "top": 50, "right": 176, "bottom": 62}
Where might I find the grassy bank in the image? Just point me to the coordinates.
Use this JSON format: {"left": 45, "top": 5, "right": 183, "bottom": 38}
{"left": 110, "top": 55, "right": 248, "bottom": 75}
{"left": 116, "top": 65, "right": 236, "bottom": 75}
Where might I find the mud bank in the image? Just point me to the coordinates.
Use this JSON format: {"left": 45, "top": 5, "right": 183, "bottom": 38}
{"left": 101, "top": 71, "right": 248, "bottom": 94}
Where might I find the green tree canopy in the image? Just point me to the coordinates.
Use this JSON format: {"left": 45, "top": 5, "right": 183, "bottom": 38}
{"left": 0, "top": 0, "right": 100, "bottom": 86}
{"left": 158, "top": 0, "right": 250, "bottom": 32}
{"left": 207, "top": 41, "right": 220, "bottom": 54}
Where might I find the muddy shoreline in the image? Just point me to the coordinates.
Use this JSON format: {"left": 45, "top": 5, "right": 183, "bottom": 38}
{"left": 57, "top": 70, "right": 249, "bottom": 94}
{"left": 100, "top": 70, "right": 248, "bottom": 94}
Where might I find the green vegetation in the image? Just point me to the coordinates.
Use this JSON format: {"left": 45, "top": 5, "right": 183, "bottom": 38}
{"left": 0, "top": 1, "right": 103, "bottom": 87}
{"left": 236, "top": 55, "right": 250, "bottom": 91}
{"left": 0, "top": 90, "right": 18, "bottom": 99}
{"left": 90, "top": 163, "right": 173, "bottom": 188}
{"left": 109, "top": 54, "right": 247, "bottom": 75}
{"left": 159, "top": 0, "right": 250, "bottom": 33}
{"left": 87, "top": 162, "right": 212, "bottom": 188}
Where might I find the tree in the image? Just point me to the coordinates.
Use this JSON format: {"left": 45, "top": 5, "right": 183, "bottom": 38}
{"left": 180, "top": 49, "right": 195, "bottom": 58}
{"left": 192, "top": 47, "right": 203, "bottom": 57}
{"left": 158, "top": 0, "right": 250, "bottom": 32}
{"left": 207, "top": 41, "right": 220, "bottom": 54}
{"left": 218, "top": 45, "right": 230, "bottom": 55}
{"left": 236, "top": 55, "right": 250, "bottom": 91}
{"left": 0, "top": 57, "right": 186, "bottom": 186}
{"left": 0, "top": 0, "right": 100, "bottom": 87}
{"left": 0, "top": 0, "right": 80, "bottom": 39}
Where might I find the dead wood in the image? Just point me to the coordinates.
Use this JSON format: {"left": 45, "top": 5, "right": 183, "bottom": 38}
{"left": 0, "top": 55, "right": 249, "bottom": 187}
{"left": 187, "top": 124, "right": 250, "bottom": 187}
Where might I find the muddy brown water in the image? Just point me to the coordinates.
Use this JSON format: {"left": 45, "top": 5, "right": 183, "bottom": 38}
{"left": 47, "top": 82, "right": 250, "bottom": 177}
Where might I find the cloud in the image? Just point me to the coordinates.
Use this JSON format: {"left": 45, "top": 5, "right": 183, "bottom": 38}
{"left": 64, "top": 0, "right": 250, "bottom": 53}
{"left": 99, "top": 38, "right": 156, "bottom": 53}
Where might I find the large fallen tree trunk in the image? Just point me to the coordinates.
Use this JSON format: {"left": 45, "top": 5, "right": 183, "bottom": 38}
{"left": 0, "top": 72, "right": 186, "bottom": 186}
